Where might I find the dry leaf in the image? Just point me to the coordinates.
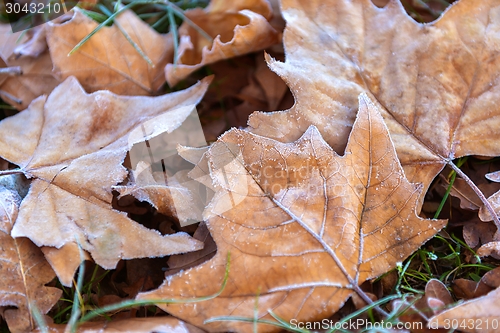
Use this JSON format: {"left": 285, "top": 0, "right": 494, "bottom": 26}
{"left": 41, "top": 243, "right": 91, "bottom": 287}
{"left": 391, "top": 279, "right": 452, "bottom": 333}
{"left": 137, "top": 94, "right": 445, "bottom": 332}
{"left": 428, "top": 286, "right": 500, "bottom": 333}
{"left": 165, "top": 0, "right": 279, "bottom": 86}
{"left": 46, "top": 8, "right": 172, "bottom": 95}
{"left": 0, "top": 187, "right": 62, "bottom": 333}
{"left": 166, "top": 221, "right": 217, "bottom": 276}
{"left": 33, "top": 316, "right": 205, "bottom": 333}
{"left": 462, "top": 218, "right": 497, "bottom": 249}
{"left": 0, "top": 24, "right": 59, "bottom": 110}
{"left": 247, "top": 0, "right": 500, "bottom": 198}
{"left": 0, "top": 76, "right": 212, "bottom": 269}
{"left": 479, "top": 170, "right": 500, "bottom": 222}
{"left": 444, "top": 178, "right": 482, "bottom": 211}
{"left": 114, "top": 162, "right": 205, "bottom": 225}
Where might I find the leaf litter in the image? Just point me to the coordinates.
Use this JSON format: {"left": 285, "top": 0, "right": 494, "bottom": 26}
{"left": 1, "top": 0, "right": 500, "bottom": 332}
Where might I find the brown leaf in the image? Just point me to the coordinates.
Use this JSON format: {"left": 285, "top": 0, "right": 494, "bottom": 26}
{"left": 46, "top": 8, "right": 172, "bottom": 95}
{"left": 41, "top": 243, "right": 91, "bottom": 287}
{"left": 247, "top": 0, "right": 500, "bottom": 199}
{"left": 428, "top": 286, "right": 500, "bottom": 333}
{"left": 462, "top": 218, "right": 496, "bottom": 249}
{"left": 166, "top": 222, "right": 216, "bottom": 276}
{"left": 33, "top": 316, "right": 206, "bottom": 333}
{"left": 114, "top": 161, "right": 204, "bottom": 224}
{"left": 137, "top": 94, "right": 445, "bottom": 332}
{"left": 444, "top": 178, "right": 482, "bottom": 211}
{"left": 165, "top": 1, "right": 280, "bottom": 86}
{"left": 390, "top": 279, "right": 453, "bottom": 333}
{"left": 479, "top": 171, "right": 500, "bottom": 221}
{"left": 0, "top": 187, "right": 62, "bottom": 333}
{"left": 0, "top": 76, "right": 211, "bottom": 269}
{"left": 0, "top": 24, "right": 59, "bottom": 110}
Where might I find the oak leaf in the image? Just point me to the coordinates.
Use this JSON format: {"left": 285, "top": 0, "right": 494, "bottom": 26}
{"left": 165, "top": 0, "right": 280, "bottom": 86}
{"left": 137, "top": 94, "right": 446, "bottom": 332}
{"left": 0, "top": 187, "right": 62, "bottom": 333}
{"left": 248, "top": 0, "right": 500, "bottom": 198}
{"left": 0, "top": 76, "right": 211, "bottom": 270}
{"left": 428, "top": 286, "right": 500, "bottom": 333}
{"left": 46, "top": 8, "right": 172, "bottom": 95}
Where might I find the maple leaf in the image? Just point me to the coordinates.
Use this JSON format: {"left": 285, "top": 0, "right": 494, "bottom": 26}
{"left": 429, "top": 286, "right": 500, "bottom": 333}
{"left": 46, "top": 8, "right": 172, "bottom": 95}
{"left": 0, "top": 76, "right": 211, "bottom": 270}
{"left": 0, "top": 187, "right": 62, "bottom": 333}
{"left": 165, "top": 0, "right": 280, "bottom": 86}
{"left": 137, "top": 94, "right": 446, "bottom": 332}
{"left": 33, "top": 316, "right": 205, "bottom": 333}
{"left": 247, "top": 0, "right": 500, "bottom": 207}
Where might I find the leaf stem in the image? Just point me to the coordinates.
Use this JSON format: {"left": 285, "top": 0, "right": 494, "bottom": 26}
{"left": 0, "top": 169, "right": 24, "bottom": 176}
{"left": 448, "top": 161, "right": 500, "bottom": 229}
{"left": 0, "top": 67, "right": 22, "bottom": 76}
{"left": 0, "top": 90, "right": 22, "bottom": 105}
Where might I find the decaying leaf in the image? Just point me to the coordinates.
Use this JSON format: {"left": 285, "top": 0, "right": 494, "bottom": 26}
{"left": 165, "top": 0, "right": 280, "bottom": 86}
{"left": 114, "top": 161, "right": 204, "bottom": 224}
{"left": 33, "top": 316, "right": 205, "bottom": 333}
{"left": 390, "top": 279, "right": 453, "bottom": 332}
{"left": 166, "top": 221, "right": 217, "bottom": 276}
{"left": 137, "top": 94, "right": 445, "bottom": 332}
{"left": 248, "top": 0, "right": 500, "bottom": 198}
{"left": 429, "top": 286, "right": 500, "bottom": 333}
{"left": 0, "top": 187, "right": 62, "bottom": 333}
{"left": 46, "top": 8, "right": 172, "bottom": 95}
{"left": 0, "top": 24, "right": 59, "bottom": 110}
{"left": 0, "top": 76, "right": 212, "bottom": 269}
{"left": 480, "top": 171, "right": 500, "bottom": 222}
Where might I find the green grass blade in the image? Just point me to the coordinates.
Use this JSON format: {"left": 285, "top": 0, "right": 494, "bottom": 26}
{"left": 79, "top": 251, "right": 231, "bottom": 323}
{"left": 168, "top": 7, "right": 179, "bottom": 65}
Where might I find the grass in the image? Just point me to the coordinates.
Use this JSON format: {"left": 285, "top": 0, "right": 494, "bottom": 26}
{"left": 1, "top": 0, "right": 500, "bottom": 332}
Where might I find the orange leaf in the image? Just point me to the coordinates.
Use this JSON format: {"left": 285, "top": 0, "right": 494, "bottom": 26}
{"left": 137, "top": 94, "right": 446, "bottom": 332}
{"left": 248, "top": 0, "right": 500, "bottom": 198}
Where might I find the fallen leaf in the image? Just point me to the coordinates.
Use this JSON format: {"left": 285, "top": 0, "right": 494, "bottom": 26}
{"left": 462, "top": 218, "right": 497, "bottom": 249}
{"left": 247, "top": 0, "right": 500, "bottom": 199}
{"left": 41, "top": 243, "right": 91, "bottom": 287}
{"left": 166, "top": 221, "right": 217, "bottom": 276}
{"left": 165, "top": 0, "right": 280, "bottom": 86}
{"left": 444, "top": 178, "right": 482, "bottom": 211}
{"left": 114, "top": 162, "right": 205, "bottom": 226}
{"left": 137, "top": 94, "right": 445, "bottom": 332}
{"left": 0, "top": 187, "right": 62, "bottom": 333}
{"left": 428, "top": 286, "right": 500, "bottom": 333}
{"left": 33, "top": 316, "right": 206, "bottom": 333}
{"left": 0, "top": 24, "right": 59, "bottom": 110}
{"left": 390, "top": 279, "right": 452, "bottom": 333}
{"left": 486, "top": 171, "right": 500, "bottom": 182}
{"left": 206, "top": 0, "right": 273, "bottom": 19}
{"left": 479, "top": 170, "right": 500, "bottom": 222}
{"left": 46, "top": 8, "right": 172, "bottom": 95}
{"left": 451, "top": 267, "right": 500, "bottom": 300}
{"left": 0, "top": 76, "right": 211, "bottom": 269}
